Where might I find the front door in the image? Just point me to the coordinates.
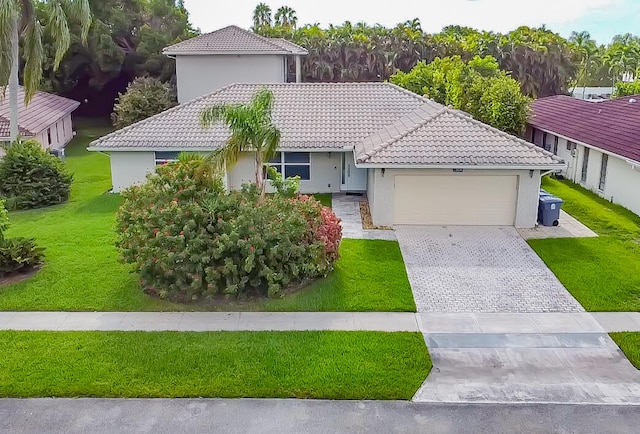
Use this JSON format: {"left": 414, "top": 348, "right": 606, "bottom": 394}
{"left": 341, "top": 152, "right": 367, "bottom": 191}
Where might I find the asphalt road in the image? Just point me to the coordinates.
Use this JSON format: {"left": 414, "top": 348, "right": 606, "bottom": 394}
{"left": 1, "top": 399, "right": 639, "bottom": 433}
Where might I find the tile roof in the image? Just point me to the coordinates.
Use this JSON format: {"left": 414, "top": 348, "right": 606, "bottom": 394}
{"left": 163, "top": 25, "right": 308, "bottom": 55}
{"left": 88, "top": 82, "right": 429, "bottom": 151}
{"left": 0, "top": 86, "right": 80, "bottom": 139}
{"left": 529, "top": 94, "right": 640, "bottom": 162}
{"left": 88, "top": 82, "right": 561, "bottom": 169}
{"left": 355, "top": 104, "right": 564, "bottom": 167}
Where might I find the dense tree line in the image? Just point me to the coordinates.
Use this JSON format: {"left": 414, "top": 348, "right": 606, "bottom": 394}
{"left": 253, "top": 3, "right": 640, "bottom": 98}
{"left": 33, "top": 0, "right": 196, "bottom": 114}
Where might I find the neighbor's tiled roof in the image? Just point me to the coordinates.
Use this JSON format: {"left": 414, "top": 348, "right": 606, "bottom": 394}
{"left": 356, "top": 104, "right": 564, "bottom": 167}
{"left": 0, "top": 114, "right": 34, "bottom": 139}
{"left": 163, "top": 25, "right": 308, "bottom": 55}
{"left": 0, "top": 86, "right": 80, "bottom": 139}
{"left": 529, "top": 94, "right": 640, "bottom": 162}
{"left": 88, "top": 82, "right": 429, "bottom": 151}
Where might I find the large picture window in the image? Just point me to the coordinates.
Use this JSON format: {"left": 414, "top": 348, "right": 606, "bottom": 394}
{"left": 267, "top": 152, "right": 310, "bottom": 180}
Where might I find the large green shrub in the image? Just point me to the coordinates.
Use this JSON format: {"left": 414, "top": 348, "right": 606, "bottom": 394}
{"left": 116, "top": 156, "right": 342, "bottom": 302}
{"left": 112, "top": 77, "right": 177, "bottom": 129}
{"left": 0, "top": 140, "right": 73, "bottom": 210}
{"left": 0, "top": 199, "right": 45, "bottom": 276}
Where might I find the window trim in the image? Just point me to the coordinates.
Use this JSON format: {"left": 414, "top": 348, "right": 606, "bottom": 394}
{"left": 154, "top": 151, "right": 181, "bottom": 166}
{"left": 599, "top": 154, "right": 608, "bottom": 191}
{"left": 581, "top": 147, "right": 590, "bottom": 183}
{"left": 266, "top": 152, "right": 311, "bottom": 181}
{"left": 553, "top": 136, "right": 559, "bottom": 155}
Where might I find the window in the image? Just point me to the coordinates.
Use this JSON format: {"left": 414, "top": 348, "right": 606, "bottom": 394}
{"left": 567, "top": 140, "right": 576, "bottom": 151}
{"left": 267, "top": 152, "right": 310, "bottom": 180}
{"left": 155, "top": 151, "right": 180, "bottom": 165}
{"left": 599, "top": 154, "right": 608, "bottom": 190}
{"left": 46, "top": 128, "right": 52, "bottom": 145}
{"left": 581, "top": 147, "right": 590, "bottom": 183}
{"left": 553, "top": 136, "right": 559, "bottom": 155}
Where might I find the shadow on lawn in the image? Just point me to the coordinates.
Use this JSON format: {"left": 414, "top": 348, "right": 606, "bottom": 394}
{"left": 75, "top": 193, "right": 122, "bottom": 214}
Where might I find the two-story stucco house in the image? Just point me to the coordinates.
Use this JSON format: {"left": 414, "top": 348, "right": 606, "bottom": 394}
{"left": 527, "top": 94, "right": 640, "bottom": 217}
{"left": 163, "top": 25, "right": 308, "bottom": 103}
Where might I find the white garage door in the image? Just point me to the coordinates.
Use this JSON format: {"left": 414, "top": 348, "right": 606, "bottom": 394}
{"left": 394, "top": 175, "right": 518, "bottom": 225}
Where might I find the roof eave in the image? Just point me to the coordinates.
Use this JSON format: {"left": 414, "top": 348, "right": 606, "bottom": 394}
{"left": 163, "top": 50, "right": 302, "bottom": 56}
{"left": 354, "top": 162, "right": 567, "bottom": 171}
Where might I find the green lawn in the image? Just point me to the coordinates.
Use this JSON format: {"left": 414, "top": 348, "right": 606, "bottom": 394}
{"left": 313, "top": 193, "right": 332, "bottom": 208}
{"left": 1, "top": 122, "right": 414, "bottom": 312}
{"left": 610, "top": 333, "right": 640, "bottom": 369}
{"left": 0, "top": 331, "right": 431, "bottom": 399}
{"left": 529, "top": 177, "right": 640, "bottom": 311}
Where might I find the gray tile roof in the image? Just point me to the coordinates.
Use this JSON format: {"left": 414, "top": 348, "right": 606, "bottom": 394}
{"left": 355, "top": 104, "right": 564, "bottom": 167}
{"left": 88, "top": 82, "right": 428, "bottom": 151}
{"left": 163, "top": 25, "right": 308, "bottom": 55}
{"left": 0, "top": 86, "right": 80, "bottom": 139}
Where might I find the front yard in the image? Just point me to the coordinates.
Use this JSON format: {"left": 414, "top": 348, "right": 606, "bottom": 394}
{"left": 611, "top": 333, "right": 640, "bottom": 369}
{"left": 0, "top": 330, "right": 431, "bottom": 399}
{"left": 529, "top": 177, "right": 640, "bottom": 311}
{"left": 0, "top": 123, "right": 415, "bottom": 312}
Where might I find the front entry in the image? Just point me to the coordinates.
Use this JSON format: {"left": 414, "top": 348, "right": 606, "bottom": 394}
{"left": 341, "top": 152, "right": 367, "bottom": 191}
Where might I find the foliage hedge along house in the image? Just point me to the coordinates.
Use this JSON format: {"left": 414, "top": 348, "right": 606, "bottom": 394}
{"left": 0, "top": 86, "right": 79, "bottom": 153}
{"left": 88, "top": 82, "right": 565, "bottom": 228}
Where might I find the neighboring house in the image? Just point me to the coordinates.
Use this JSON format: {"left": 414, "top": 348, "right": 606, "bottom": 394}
{"left": 163, "top": 25, "right": 308, "bottom": 103}
{"left": 0, "top": 86, "right": 80, "bottom": 151}
{"left": 527, "top": 94, "right": 640, "bottom": 217}
{"left": 88, "top": 82, "right": 564, "bottom": 228}
{"left": 571, "top": 87, "right": 613, "bottom": 101}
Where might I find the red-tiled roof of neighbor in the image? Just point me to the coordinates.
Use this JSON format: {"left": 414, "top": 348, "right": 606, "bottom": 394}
{"left": 0, "top": 86, "right": 80, "bottom": 140}
{"left": 529, "top": 94, "right": 640, "bottom": 162}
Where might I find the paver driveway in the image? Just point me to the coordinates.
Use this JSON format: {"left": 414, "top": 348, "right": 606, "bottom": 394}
{"left": 394, "top": 226, "right": 584, "bottom": 313}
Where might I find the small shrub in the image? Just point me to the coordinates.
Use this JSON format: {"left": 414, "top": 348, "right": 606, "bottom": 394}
{"left": 116, "top": 156, "right": 342, "bottom": 302}
{"left": 112, "top": 77, "right": 177, "bottom": 129}
{"left": 0, "top": 199, "right": 45, "bottom": 276}
{"left": 0, "top": 237, "right": 45, "bottom": 275}
{"left": 0, "top": 139, "right": 73, "bottom": 209}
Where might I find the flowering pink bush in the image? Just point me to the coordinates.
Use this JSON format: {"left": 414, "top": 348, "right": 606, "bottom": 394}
{"left": 116, "top": 157, "right": 342, "bottom": 302}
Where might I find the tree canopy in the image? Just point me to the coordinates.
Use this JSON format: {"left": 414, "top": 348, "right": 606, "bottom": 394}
{"left": 390, "top": 56, "right": 531, "bottom": 136}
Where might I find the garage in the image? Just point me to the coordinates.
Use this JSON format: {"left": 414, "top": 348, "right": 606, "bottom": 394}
{"left": 393, "top": 175, "right": 518, "bottom": 225}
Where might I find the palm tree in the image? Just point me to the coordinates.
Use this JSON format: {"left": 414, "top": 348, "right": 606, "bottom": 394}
{"left": 274, "top": 6, "right": 297, "bottom": 32}
{"left": 252, "top": 2, "right": 272, "bottom": 35}
{"left": 0, "top": 0, "right": 91, "bottom": 143}
{"left": 199, "top": 88, "right": 281, "bottom": 200}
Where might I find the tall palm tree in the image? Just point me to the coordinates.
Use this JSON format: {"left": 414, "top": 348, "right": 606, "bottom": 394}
{"left": 199, "top": 88, "right": 281, "bottom": 200}
{"left": 0, "top": 0, "right": 91, "bottom": 143}
{"left": 274, "top": 6, "right": 297, "bottom": 32}
{"left": 251, "top": 2, "right": 272, "bottom": 35}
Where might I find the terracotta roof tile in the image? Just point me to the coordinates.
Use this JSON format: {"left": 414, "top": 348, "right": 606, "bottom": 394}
{"left": 529, "top": 95, "right": 640, "bottom": 162}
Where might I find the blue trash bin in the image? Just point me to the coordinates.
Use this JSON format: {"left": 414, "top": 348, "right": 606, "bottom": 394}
{"left": 538, "top": 195, "right": 564, "bottom": 226}
{"left": 537, "top": 190, "right": 552, "bottom": 222}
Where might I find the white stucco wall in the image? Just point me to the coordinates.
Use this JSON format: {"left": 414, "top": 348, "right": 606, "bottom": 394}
{"left": 368, "top": 168, "right": 541, "bottom": 228}
{"left": 227, "top": 151, "right": 341, "bottom": 194}
{"left": 175, "top": 54, "right": 286, "bottom": 103}
{"left": 110, "top": 152, "right": 155, "bottom": 193}
{"left": 540, "top": 131, "right": 640, "bottom": 217}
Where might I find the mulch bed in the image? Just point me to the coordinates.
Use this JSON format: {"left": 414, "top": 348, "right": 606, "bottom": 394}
{"left": 359, "top": 201, "right": 393, "bottom": 230}
{"left": 0, "top": 267, "right": 41, "bottom": 287}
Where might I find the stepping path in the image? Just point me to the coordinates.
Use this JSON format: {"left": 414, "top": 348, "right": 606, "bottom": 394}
{"left": 331, "top": 193, "right": 396, "bottom": 240}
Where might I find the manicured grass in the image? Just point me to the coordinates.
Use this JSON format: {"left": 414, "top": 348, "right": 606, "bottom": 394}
{"left": 528, "top": 177, "right": 640, "bottom": 311}
{"left": 1, "top": 123, "right": 414, "bottom": 312}
{"left": 313, "top": 193, "right": 332, "bottom": 208}
{"left": 0, "top": 331, "right": 431, "bottom": 399}
{"left": 610, "top": 333, "right": 640, "bottom": 369}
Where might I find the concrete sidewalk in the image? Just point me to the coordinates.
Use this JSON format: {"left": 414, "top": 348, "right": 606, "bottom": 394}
{"left": 1, "top": 399, "right": 639, "bottom": 434}
{"left": 1, "top": 311, "right": 640, "bottom": 332}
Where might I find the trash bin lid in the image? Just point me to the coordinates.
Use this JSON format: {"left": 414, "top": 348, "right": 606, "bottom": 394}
{"left": 539, "top": 195, "right": 564, "bottom": 204}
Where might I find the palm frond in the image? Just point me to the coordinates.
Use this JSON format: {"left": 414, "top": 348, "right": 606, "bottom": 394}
{"left": 0, "top": 0, "right": 17, "bottom": 88}
{"left": 199, "top": 105, "right": 227, "bottom": 127}
{"left": 48, "top": 1, "right": 71, "bottom": 69}
{"left": 22, "top": 17, "right": 44, "bottom": 105}
{"left": 66, "top": 0, "right": 91, "bottom": 43}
